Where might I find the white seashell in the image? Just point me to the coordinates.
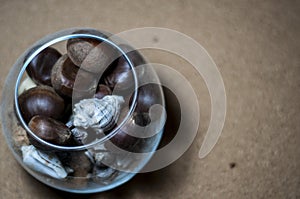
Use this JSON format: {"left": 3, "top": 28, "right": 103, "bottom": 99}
{"left": 94, "top": 151, "right": 115, "bottom": 166}
{"left": 73, "top": 95, "right": 124, "bottom": 133}
{"left": 71, "top": 127, "right": 89, "bottom": 145}
{"left": 84, "top": 151, "right": 96, "bottom": 164}
{"left": 93, "top": 166, "right": 116, "bottom": 180}
{"left": 21, "top": 145, "right": 68, "bottom": 179}
{"left": 84, "top": 143, "right": 110, "bottom": 167}
{"left": 65, "top": 116, "right": 74, "bottom": 128}
{"left": 18, "top": 77, "right": 37, "bottom": 95}
{"left": 92, "top": 143, "right": 107, "bottom": 151}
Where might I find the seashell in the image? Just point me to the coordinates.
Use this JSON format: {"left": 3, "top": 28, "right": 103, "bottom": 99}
{"left": 73, "top": 95, "right": 124, "bottom": 134}
{"left": 90, "top": 144, "right": 117, "bottom": 181}
{"left": 94, "top": 151, "right": 115, "bottom": 167}
{"left": 21, "top": 145, "right": 68, "bottom": 179}
{"left": 93, "top": 166, "right": 117, "bottom": 181}
{"left": 71, "top": 127, "right": 89, "bottom": 145}
{"left": 65, "top": 116, "right": 74, "bottom": 128}
{"left": 84, "top": 150, "right": 96, "bottom": 164}
{"left": 89, "top": 143, "right": 114, "bottom": 166}
{"left": 18, "top": 77, "right": 37, "bottom": 96}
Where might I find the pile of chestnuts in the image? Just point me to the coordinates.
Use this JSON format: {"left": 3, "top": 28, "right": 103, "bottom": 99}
{"left": 19, "top": 29, "right": 162, "bottom": 150}
{"left": 15, "top": 29, "right": 164, "bottom": 186}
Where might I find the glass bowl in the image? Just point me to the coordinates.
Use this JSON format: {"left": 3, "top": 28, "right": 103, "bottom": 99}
{"left": 0, "top": 28, "right": 165, "bottom": 193}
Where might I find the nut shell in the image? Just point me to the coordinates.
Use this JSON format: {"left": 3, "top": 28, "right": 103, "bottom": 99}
{"left": 94, "top": 84, "right": 112, "bottom": 99}
{"left": 18, "top": 86, "right": 65, "bottom": 123}
{"left": 80, "top": 42, "right": 119, "bottom": 74}
{"left": 28, "top": 115, "right": 72, "bottom": 146}
{"left": 131, "top": 83, "right": 163, "bottom": 113}
{"left": 26, "top": 47, "right": 62, "bottom": 86}
{"left": 103, "top": 44, "right": 146, "bottom": 91}
{"left": 110, "top": 112, "right": 151, "bottom": 152}
{"left": 67, "top": 29, "right": 109, "bottom": 67}
{"left": 51, "top": 54, "right": 98, "bottom": 99}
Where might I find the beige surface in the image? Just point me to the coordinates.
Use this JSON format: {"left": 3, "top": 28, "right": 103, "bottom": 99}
{"left": 0, "top": 0, "right": 299, "bottom": 198}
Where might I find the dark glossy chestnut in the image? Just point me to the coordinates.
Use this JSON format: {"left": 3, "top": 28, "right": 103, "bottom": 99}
{"left": 18, "top": 86, "right": 65, "bottom": 123}
{"left": 94, "top": 84, "right": 112, "bottom": 99}
{"left": 157, "top": 86, "right": 181, "bottom": 149}
{"left": 109, "top": 129, "right": 138, "bottom": 152}
{"left": 26, "top": 47, "right": 62, "bottom": 86}
{"left": 103, "top": 44, "right": 146, "bottom": 91}
{"left": 56, "top": 150, "right": 93, "bottom": 187}
{"left": 68, "top": 151, "right": 93, "bottom": 177}
{"left": 51, "top": 54, "right": 98, "bottom": 99}
{"left": 103, "top": 57, "right": 133, "bottom": 91}
{"left": 131, "top": 83, "right": 163, "bottom": 113}
{"left": 109, "top": 112, "right": 151, "bottom": 152}
{"left": 28, "top": 115, "right": 72, "bottom": 146}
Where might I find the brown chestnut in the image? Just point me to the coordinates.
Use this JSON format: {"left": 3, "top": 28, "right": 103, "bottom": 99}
{"left": 118, "top": 44, "right": 147, "bottom": 67}
{"left": 68, "top": 151, "right": 93, "bottom": 177}
{"left": 109, "top": 129, "right": 138, "bottom": 152}
{"left": 79, "top": 41, "right": 119, "bottom": 74}
{"left": 51, "top": 54, "right": 98, "bottom": 99}
{"left": 109, "top": 113, "right": 150, "bottom": 152}
{"left": 157, "top": 86, "right": 180, "bottom": 149}
{"left": 103, "top": 44, "right": 146, "bottom": 91}
{"left": 67, "top": 29, "right": 109, "bottom": 67}
{"left": 131, "top": 83, "right": 163, "bottom": 113}
{"left": 26, "top": 47, "right": 62, "bottom": 86}
{"left": 57, "top": 151, "right": 93, "bottom": 187}
{"left": 18, "top": 86, "right": 65, "bottom": 123}
{"left": 28, "top": 115, "right": 72, "bottom": 146}
{"left": 94, "top": 84, "right": 112, "bottom": 99}
{"left": 103, "top": 57, "right": 133, "bottom": 91}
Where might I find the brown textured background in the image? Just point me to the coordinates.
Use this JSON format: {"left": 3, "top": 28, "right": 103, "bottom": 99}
{"left": 0, "top": 0, "right": 299, "bottom": 198}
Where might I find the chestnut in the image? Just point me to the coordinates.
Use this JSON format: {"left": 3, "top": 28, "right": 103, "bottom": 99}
{"left": 94, "top": 84, "right": 112, "bottom": 99}
{"left": 57, "top": 151, "right": 93, "bottom": 187}
{"left": 28, "top": 115, "right": 72, "bottom": 146}
{"left": 109, "top": 129, "right": 138, "bottom": 152}
{"left": 109, "top": 113, "right": 151, "bottom": 152}
{"left": 56, "top": 149, "right": 93, "bottom": 186}
{"left": 157, "top": 86, "right": 181, "bottom": 149}
{"left": 67, "top": 29, "right": 109, "bottom": 67}
{"left": 103, "top": 57, "right": 133, "bottom": 92}
{"left": 26, "top": 47, "right": 62, "bottom": 86}
{"left": 68, "top": 151, "right": 93, "bottom": 177}
{"left": 51, "top": 54, "right": 98, "bottom": 99}
{"left": 18, "top": 86, "right": 65, "bottom": 123}
{"left": 103, "top": 44, "right": 146, "bottom": 91}
{"left": 79, "top": 41, "right": 119, "bottom": 74}
{"left": 118, "top": 44, "right": 146, "bottom": 67}
{"left": 131, "top": 83, "right": 163, "bottom": 113}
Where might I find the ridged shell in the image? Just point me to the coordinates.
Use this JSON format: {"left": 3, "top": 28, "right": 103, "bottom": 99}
{"left": 21, "top": 145, "right": 68, "bottom": 179}
{"left": 71, "top": 127, "right": 88, "bottom": 145}
{"left": 73, "top": 95, "right": 124, "bottom": 134}
{"left": 93, "top": 166, "right": 116, "bottom": 181}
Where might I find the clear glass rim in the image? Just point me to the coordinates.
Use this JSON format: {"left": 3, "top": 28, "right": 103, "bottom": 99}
{"left": 14, "top": 33, "right": 139, "bottom": 151}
